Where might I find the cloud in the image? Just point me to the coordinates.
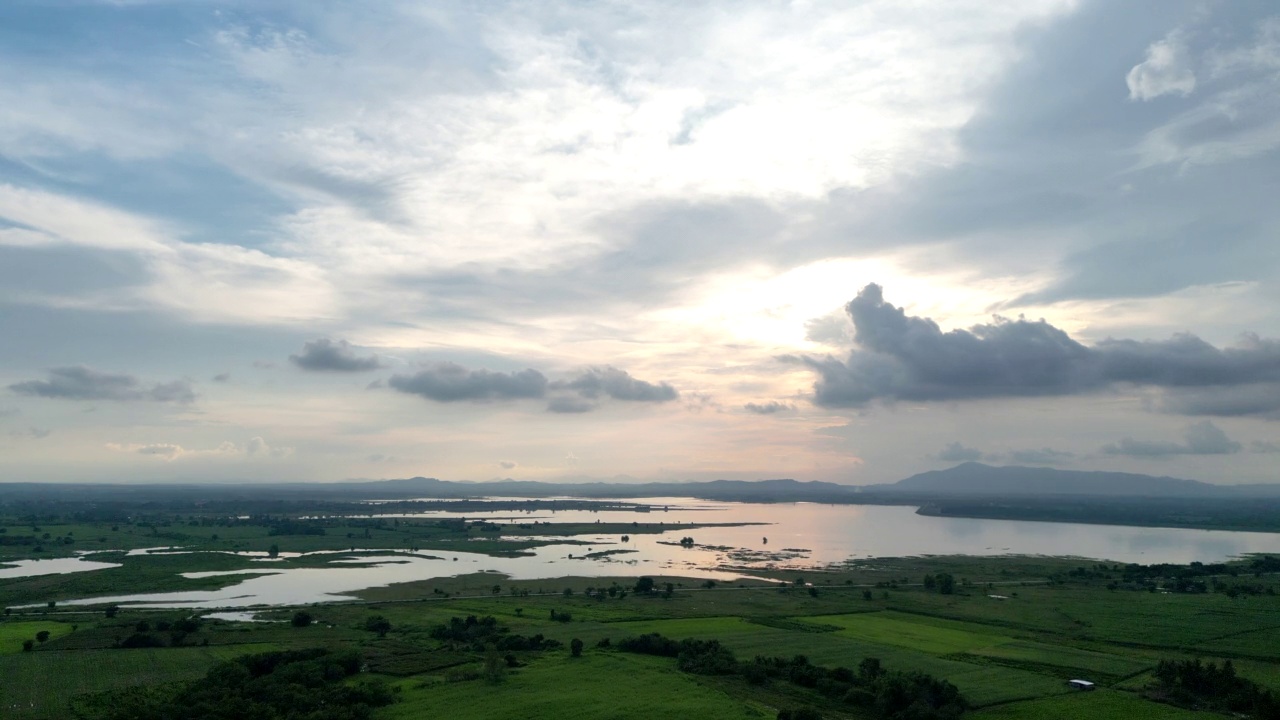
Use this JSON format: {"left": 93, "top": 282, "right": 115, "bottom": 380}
{"left": 212, "top": 373, "right": 231, "bottom": 383}
{"left": 289, "top": 339, "right": 382, "bottom": 372}
{"left": 246, "top": 436, "right": 293, "bottom": 458}
{"left": 8, "top": 427, "right": 51, "bottom": 440}
{"left": 9, "top": 366, "right": 195, "bottom": 403}
{"left": 1159, "top": 384, "right": 1280, "bottom": 419}
{"left": 806, "top": 285, "right": 1280, "bottom": 413}
{"left": 744, "top": 401, "right": 794, "bottom": 415}
{"left": 385, "top": 361, "right": 677, "bottom": 413}
{"left": 557, "top": 366, "right": 679, "bottom": 403}
{"left": 107, "top": 437, "right": 291, "bottom": 461}
{"left": 1102, "top": 420, "right": 1242, "bottom": 457}
{"left": 934, "top": 442, "right": 985, "bottom": 462}
{"left": 1006, "top": 447, "right": 1075, "bottom": 465}
{"left": 498, "top": 460, "right": 518, "bottom": 470}
{"left": 107, "top": 441, "right": 229, "bottom": 461}
{"left": 547, "top": 396, "right": 594, "bottom": 414}
{"left": 388, "top": 363, "right": 547, "bottom": 403}
{"left": 1251, "top": 440, "right": 1280, "bottom": 454}
{"left": 1127, "top": 30, "right": 1197, "bottom": 100}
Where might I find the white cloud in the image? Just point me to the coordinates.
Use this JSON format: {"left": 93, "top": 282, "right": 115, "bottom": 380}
{"left": 107, "top": 438, "right": 292, "bottom": 462}
{"left": 1127, "top": 30, "right": 1197, "bottom": 101}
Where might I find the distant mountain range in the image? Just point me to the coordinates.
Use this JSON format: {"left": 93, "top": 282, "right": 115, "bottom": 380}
{"left": 881, "top": 462, "right": 1231, "bottom": 497}
{"left": 2, "top": 462, "right": 1277, "bottom": 501}
{"left": 320, "top": 463, "right": 1280, "bottom": 500}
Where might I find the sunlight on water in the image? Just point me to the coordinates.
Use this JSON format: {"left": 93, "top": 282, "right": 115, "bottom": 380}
{"left": 34, "top": 500, "right": 1280, "bottom": 609}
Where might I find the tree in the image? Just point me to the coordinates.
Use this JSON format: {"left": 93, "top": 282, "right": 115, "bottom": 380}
{"left": 22, "top": 639, "right": 33, "bottom": 652}
{"left": 634, "top": 576, "right": 655, "bottom": 594}
{"left": 937, "top": 573, "right": 956, "bottom": 595}
{"left": 291, "top": 611, "right": 313, "bottom": 628}
{"left": 104, "top": 605, "right": 119, "bottom": 618}
{"left": 267, "top": 543, "right": 280, "bottom": 559}
{"left": 571, "top": 638, "right": 584, "bottom": 657}
{"left": 364, "top": 615, "right": 391, "bottom": 638}
{"left": 923, "top": 574, "right": 937, "bottom": 590}
{"left": 483, "top": 645, "right": 505, "bottom": 684}
{"left": 36, "top": 630, "right": 50, "bottom": 643}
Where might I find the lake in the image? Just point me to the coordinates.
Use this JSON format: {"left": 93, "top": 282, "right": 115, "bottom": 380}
{"left": 33, "top": 499, "right": 1280, "bottom": 610}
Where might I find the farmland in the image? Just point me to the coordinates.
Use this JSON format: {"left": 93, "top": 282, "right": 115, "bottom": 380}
{"left": 1, "top": 554, "right": 1277, "bottom": 719}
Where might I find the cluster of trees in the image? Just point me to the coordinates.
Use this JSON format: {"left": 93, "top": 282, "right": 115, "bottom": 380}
{"left": 71, "top": 648, "right": 394, "bottom": 720}
{"left": 19, "top": 629, "right": 53, "bottom": 652}
{"left": 1152, "top": 658, "right": 1280, "bottom": 718}
{"left": 617, "top": 633, "right": 966, "bottom": 719}
{"left": 632, "top": 577, "right": 677, "bottom": 598}
{"left": 113, "top": 617, "right": 203, "bottom": 649}
{"left": 428, "top": 614, "right": 561, "bottom": 652}
{"left": 922, "top": 573, "right": 955, "bottom": 594}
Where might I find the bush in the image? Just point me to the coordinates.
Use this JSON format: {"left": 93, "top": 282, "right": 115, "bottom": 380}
{"left": 290, "top": 611, "right": 313, "bottom": 628}
{"left": 571, "top": 638, "right": 584, "bottom": 657}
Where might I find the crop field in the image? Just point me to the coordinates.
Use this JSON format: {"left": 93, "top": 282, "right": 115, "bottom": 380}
{"left": 0, "top": 621, "right": 74, "bottom": 654}
{"left": 383, "top": 653, "right": 770, "bottom": 720}
{"left": 0, "top": 645, "right": 263, "bottom": 716}
{"left": 0, "top": 554, "right": 1277, "bottom": 719}
{"left": 968, "top": 688, "right": 1220, "bottom": 719}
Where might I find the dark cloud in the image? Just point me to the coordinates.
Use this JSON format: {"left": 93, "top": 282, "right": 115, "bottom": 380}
{"left": 1252, "top": 440, "right": 1280, "bottom": 454}
{"left": 744, "top": 401, "right": 793, "bottom": 415}
{"left": 934, "top": 442, "right": 985, "bottom": 462}
{"left": 1159, "top": 384, "right": 1280, "bottom": 419}
{"left": 807, "top": 284, "right": 1280, "bottom": 412}
{"left": 1006, "top": 447, "right": 1076, "bottom": 465}
{"left": 8, "top": 366, "right": 195, "bottom": 403}
{"left": 385, "top": 361, "right": 675, "bottom": 413}
{"left": 1102, "top": 421, "right": 1242, "bottom": 457}
{"left": 388, "top": 363, "right": 547, "bottom": 403}
{"left": 289, "top": 339, "right": 382, "bottom": 372}
{"left": 212, "top": 373, "right": 231, "bottom": 383}
{"left": 547, "top": 396, "right": 595, "bottom": 414}
{"left": 498, "top": 460, "right": 518, "bottom": 469}
{"left": 555, "top": 366, "right": 679, "bottom": 403}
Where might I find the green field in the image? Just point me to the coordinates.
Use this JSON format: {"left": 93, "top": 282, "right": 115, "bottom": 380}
{"left": 0, "top": 549, "right": 1277, "bottom": 718}
{"left": 0, "top": 621, "right": 74, "bottom": 654}
{"left": 384, "top": 652, "right": 769, "bottom": 720}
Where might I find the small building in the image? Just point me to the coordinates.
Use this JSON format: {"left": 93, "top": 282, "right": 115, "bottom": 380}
{"left": 1067, "top": 679, "right": 1096, "bottom": 691}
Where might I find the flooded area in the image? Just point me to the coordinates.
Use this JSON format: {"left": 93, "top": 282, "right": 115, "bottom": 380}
{"left": 19, "top": 499, "right": 1280, "bottom": 609}
{"left": 0, "top": 555, "right": 121, "bottom": 579}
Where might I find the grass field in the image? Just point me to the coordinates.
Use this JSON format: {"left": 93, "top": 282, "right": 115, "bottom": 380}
{"left": 0, "top": 554, "right": 1277, "bottom": 719}
{"left": 0, "top": 621, "right": 74, "bottom": 655}
{"left": 0, "top": 645, "right": 268, "bottom": 716}
{"left": 969, "top": 688, "right": 1220, "bottom": 719}
{"left": 383, "top": 653, "right": 770, "bottom": 720}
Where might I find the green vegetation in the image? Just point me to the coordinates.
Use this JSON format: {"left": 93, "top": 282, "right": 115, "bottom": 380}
{"left": 71, "top": 648, "right": 395, "bottom": 720}
{"left": 1, "top": 490, "right": 1280, "bottom": 720}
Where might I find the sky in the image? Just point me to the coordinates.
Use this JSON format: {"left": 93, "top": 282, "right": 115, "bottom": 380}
{"left": 1, "top": 0, "right": 1279, "bottom": 486}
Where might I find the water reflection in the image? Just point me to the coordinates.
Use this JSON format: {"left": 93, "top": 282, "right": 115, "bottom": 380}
{"left": 23, "top": 500, "right": 1280, "bottom": 609}
{"left": 0, "top": 555, "right": 121, "bottom": 579}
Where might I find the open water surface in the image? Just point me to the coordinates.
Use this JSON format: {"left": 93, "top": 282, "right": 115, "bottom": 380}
{"left": 22, "top": 500, "right": 1280, "bottom": 609}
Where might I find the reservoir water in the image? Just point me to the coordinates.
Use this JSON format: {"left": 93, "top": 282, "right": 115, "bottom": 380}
{"left": 32, "top": 499, "right": 1280, "bottom": 610}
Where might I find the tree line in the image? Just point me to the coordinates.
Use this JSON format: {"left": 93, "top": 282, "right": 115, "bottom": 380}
{"left": 616, "top": 632, "right": 966, "bottom": 719}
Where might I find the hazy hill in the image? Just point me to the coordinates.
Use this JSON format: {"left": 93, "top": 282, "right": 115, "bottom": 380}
{"left": 884, "top": 462, "right": 1225, "bottom": 497}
